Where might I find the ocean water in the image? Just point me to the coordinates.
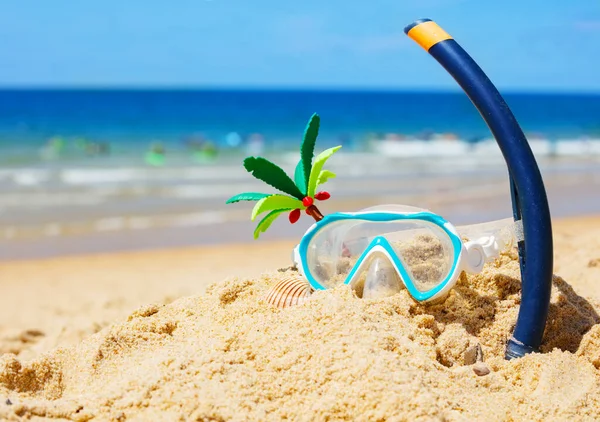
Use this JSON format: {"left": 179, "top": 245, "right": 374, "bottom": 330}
{"left": 1, "top": 89, "right": 599, "bottom": 258}
{"left": 2, "top": 89, "right": 600, "bottom": 158}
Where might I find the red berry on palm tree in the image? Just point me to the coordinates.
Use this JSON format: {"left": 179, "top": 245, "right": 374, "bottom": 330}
{"left": 289, "top": 209, "right": 301, "bottom": 224}
{"left": 302, "top": 196, "right": 314, "bottom": 207}
{"left": 315, "top": 191, "right": 330, "bottom": 201}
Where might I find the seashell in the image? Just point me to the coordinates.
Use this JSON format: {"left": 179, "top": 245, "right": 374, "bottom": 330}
{"left": 265, "top": 275, "right": 314, "bottom": 308}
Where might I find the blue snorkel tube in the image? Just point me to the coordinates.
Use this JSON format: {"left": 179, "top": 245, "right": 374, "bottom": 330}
{"left": 404, "top": 19, "right": 553, "bottom": 359}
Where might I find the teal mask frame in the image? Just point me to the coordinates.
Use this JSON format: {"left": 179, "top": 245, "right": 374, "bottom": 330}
{"left": 298, "top": 211, "right": 463, "bottom": 302}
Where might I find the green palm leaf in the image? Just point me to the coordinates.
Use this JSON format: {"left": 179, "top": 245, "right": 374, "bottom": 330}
{"left": 299, "top": 113, "right": 320, "bottom": 191}
{"left": 243, "top": 156, "right": 304, "bottom": 199}
{"left": 253, "top": 209, "right": 288, "bottom": 239}
{"left": 251, "top": 195, "right": 303, "bottom": 221}
{"left": 294, "top": 159, "right": 307, "bottom": 196}
{"left": 315, "top": 170, "right": 336, "bottom": 189}
{"left": 307, "top": 146, "right": 342, "bottom": 197}
{"left": 226, "top": 192, "right": 271, "bottom": 204}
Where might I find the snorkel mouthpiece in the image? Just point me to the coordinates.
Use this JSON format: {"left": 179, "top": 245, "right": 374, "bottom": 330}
{"left": 404, "top": 19, "right": 554, "bottom": 359}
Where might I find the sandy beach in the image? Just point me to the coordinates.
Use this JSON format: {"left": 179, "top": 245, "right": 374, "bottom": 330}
{"left": 1, "top": 215, "right": 600, "bottom": 421}
{"left": 3, "top": 2, "right": 600, "bottom": 420}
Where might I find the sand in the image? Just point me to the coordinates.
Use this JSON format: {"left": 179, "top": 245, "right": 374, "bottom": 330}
{"left": 1, "top": 216, "right": 600, "bottom": 421}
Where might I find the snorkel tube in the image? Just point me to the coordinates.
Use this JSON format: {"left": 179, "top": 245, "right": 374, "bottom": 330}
{"left": 404, "top": 19, "right": 553, "bottom": 359}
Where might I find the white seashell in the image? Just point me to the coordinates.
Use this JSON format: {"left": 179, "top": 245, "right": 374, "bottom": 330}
{"left": 265, "top": 275, "right": 313, "bottom": 308}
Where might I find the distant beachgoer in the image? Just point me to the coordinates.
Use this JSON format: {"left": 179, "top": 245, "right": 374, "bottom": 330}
{"left": 417, "top": 130, "right": 434, "bottom": 141}
{"left": 86, "top": 141, "right": 111, "bottom": 156}
{"left": 98, "top": 142, "right": 111, "bottom": 155}
{"left": 384, "top": 133, "right": 404, "bottom": 142}
{"left": 73, "top": 138, "right": 109, "bottom": 157}
{"left": 145, "top": 142, "right": 166, "bottom": 167}
{"left": 184, "top": 134, "right": 206, "bottom": 152}
{"left": 85, "top": 141, "right": 108, "bottom": 156}
{"left": 193, "top": 140, "right": 219, "bottom": 163}
{"left": 225, "top": 132, "right": 242, "bottom": 148}
{"left": 39, "top": 136, "right": 65, "bottom": 161}
{"left": 441, "top": 132, "right": 459, "bottom": 141}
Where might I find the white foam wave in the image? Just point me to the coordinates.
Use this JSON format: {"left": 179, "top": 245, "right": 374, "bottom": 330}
{"left": 166, "top": 183, "right": 262, "bottom": 199}
{"left": 60, "top": 168, "right": 144, "bottom": 185}
{"left": 372, "top": 139, "right": 600, "bottom": 158}
{"left": 59, "top": 166, "right": 249, "bottom": 186}
{"left": 95, "top": 217, "right": 126, "bottom": 232}
{"left": 2, "top": 227, "right": 16, "bottom": 239}
{"left": 128, "top": 217, "right": 153, "bottom": 230}
{"left": 169, "top": 211, "right": 225, "bottom": 227}
{"left": 43, "top": 223, "right": 62, "bottom": 237}
{"left": 0, "top": 192, "right": 106, "bottom": 208}
{"left": 8, "top": 169, "right": 51, "bottom": 186}
{"left": 2, "top": 209, "right": 248, "bottom": 240}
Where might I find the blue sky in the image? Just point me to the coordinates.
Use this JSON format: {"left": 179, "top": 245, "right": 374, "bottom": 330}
{"left": 0, "top": 0, "right": 599, "bottom": 91}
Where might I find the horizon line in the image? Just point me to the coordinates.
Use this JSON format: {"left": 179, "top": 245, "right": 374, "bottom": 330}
{"left": 0, "top": 85, "right": 600, "bottom": 96}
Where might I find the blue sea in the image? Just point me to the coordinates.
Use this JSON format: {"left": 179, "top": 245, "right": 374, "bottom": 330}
{"left": 1, "top": 89, "right": 600, "bottom": 259}
{"left": 1, "top": 89, "right": 600, "bottom": 162}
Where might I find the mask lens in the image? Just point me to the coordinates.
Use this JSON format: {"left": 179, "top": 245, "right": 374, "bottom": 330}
{"left": 386, "top": 225, "right": 454, "bottom": 292}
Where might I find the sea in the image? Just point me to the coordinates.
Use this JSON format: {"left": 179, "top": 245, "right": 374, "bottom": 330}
{"left": 1, "top": 89, "right": 600, "bottom": 259}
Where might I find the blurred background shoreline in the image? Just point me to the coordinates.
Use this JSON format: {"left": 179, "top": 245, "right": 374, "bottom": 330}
{"left": 1, "top": 88, "right": 599, "bottom": 260}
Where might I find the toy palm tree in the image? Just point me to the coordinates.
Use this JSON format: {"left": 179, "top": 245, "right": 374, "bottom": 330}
{"left": 226, "top": 113, "right": 341, "bottom": 239}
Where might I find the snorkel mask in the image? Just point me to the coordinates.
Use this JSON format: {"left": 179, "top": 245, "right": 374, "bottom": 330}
{"left": 227, "top": 19, "right": 553, "bottom": 361}
{"left": 292, "top": 205, "right": 523, "bottom": 303}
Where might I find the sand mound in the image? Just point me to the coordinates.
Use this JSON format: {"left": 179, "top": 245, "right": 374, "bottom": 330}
{"left": 1, "top": 251, "right": 600, "bottom": 421}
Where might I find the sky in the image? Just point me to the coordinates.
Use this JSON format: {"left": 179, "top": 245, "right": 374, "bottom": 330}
{"left": 0, "top": 0, "right": 599, "bottom": 91}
